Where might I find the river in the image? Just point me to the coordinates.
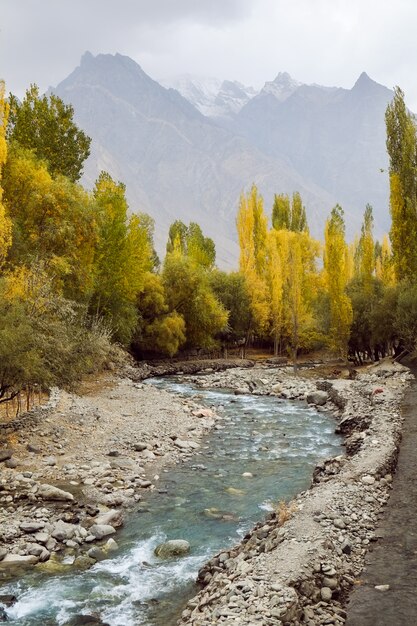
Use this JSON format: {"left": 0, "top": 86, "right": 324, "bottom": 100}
{"left": 2, "top": 376, "right": 341, "bottom": 626}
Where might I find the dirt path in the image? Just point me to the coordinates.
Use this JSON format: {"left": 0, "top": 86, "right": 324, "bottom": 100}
{"left": 345, "top": 373, "right": 417, "bottom": 626}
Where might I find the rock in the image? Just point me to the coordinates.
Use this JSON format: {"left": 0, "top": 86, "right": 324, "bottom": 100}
{"left": 27, "top": 543, "right": 46, "bottom": 557}
{"left": 51, "top": 521, "right": 77, "bottom": 541}
{"left": 73, "top": 555, "right": 96, "bottom": 570}
{"left": 306, "top": 391, "right": 329, "bottom": 406}
{"left": 154, "top": 540, "right": 190, "bottom": 558}
{"left": 95, "top": 509, "right": 123, "bottom": 528}
{"left": 19, "top": 522, "right": 45, "bottom": 533}
{"left": 242, "top": 472, "right": 253, "bottom": 478}
{"left": 192, "top": 408, "right": 214, "bottom": 418}
{"left": 320, "top": 587, "right": 333, "bottom": 601}
{"left": 174, "top": 439, "right": 192, "bottom": 450}
{"left": 89, "top": 524, "right": 116, "bottom": 540}
{"left": 0, "top": 449, "right": 13, "bottom": 463}
{"left": 0, "top": 607, "right": 6, "bottom": 622}
{"left": 1, "top": 554, "right": 38, "bottom": 565}
{"left": 133, "top": 442, "right": 148, "bottom": 452}
{"left": 63, "top": 615, "right": 110, "bottom": 626}
{"left": 0, "top": 595, "right": 17, "bottom": 607}
{"left": 26, "top": 443, "right": 41, "bottom": 454}
{"left": 0, "top": 549, "right": 7, "bottom": 561}
{"left": 37, "top": 484, "right": 74, "bottom": 501}
{"left": 87, "top": 547, "right": 107, "bottom": 562}
{"left": 4, "top": 457, "right": 18, "bottom": 468}
{"left": 361, "top": 475, "right": 376, "bottom": 485}
{"left": 103, "top": 538, "right": 118, "bottom": 553}
{"left": 375, "top": 584, "right": 390, "bottom": 591}
{"left": 44, "top": 456, "right": 57, "bottom": 466}
{"left": 107, "top": 450, "right": 120, "bottom": 457}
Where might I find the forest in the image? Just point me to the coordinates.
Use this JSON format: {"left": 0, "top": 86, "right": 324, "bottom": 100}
{"left": 1, "top": 82, "right": 417, "bottom": 407}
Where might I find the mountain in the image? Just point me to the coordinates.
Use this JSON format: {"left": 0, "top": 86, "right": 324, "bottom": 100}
{"left": 53, "top": 52, "right": 336, "bottom": 267}
{"left": 234, "top": 71, "right": 392, "bottom": 233}
{"left": 160, "top": 74, "right": 257, "bottom": 118}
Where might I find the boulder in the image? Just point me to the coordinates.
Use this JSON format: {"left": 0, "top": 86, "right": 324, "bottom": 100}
{"left": 0, "top": 449, "right": 13, "bottom": 463}
{"left": 37, "top": 484, "right": 74, "bottom": 501}
{"left": 154, "top": 539, "right": 190, "bottom": 558}
{"left": 89, "top": 524, "right": 116, "bottom": 540}
{"left": 1, "top": 554, "right": 38, "bottom": 565}
{"left": 306, "top": 391, "right": 329, "bottom": 406}
{"left": 95, "top": 509, "right": 123, "bottom": 528}
{"left": 51, "top": 521, "right": 77, "bottom": 541}
{"left": 19, "top": 522, "right": 45, "bottom": 533}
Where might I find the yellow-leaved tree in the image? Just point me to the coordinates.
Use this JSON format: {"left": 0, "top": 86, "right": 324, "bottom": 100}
{"left": 323, "top": 205, "right": 353, "bottom": 357}
{"left": 0, "top": 81, "right": 12, "bottom": 268}
{"left": 236, "top": 185, "right": 269, "bottom": 337}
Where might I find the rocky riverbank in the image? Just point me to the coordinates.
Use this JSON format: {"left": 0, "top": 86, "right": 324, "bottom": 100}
{"left": 175, "top": 359, "right": 414, "bottom": 625}
{"left": 0, "top": 362, "right": 253, "bottom": 581}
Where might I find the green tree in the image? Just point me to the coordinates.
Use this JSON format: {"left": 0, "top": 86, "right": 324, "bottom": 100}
{"left": 354, "top": 204, "right": 375, "bottom": 293}
{"left": 385, "top": 87, "right": 417, "bottom": 280}
{"left": 7, "top": 84, "right": 91, "bottom": 181}
{"left": 163, "top": 251, "right": 228, "bottom": 349}
{"left": 272, "top": 192, "right": 308, "bottom": 233}
{"left": 91, "top": 172, "right": 153, "bottom": 343}
{"left": 166, "top": 220, "right": 215, "bottom": 269}
{"left": 132, "top": 273, "right": 185, "bottom": 357}
{"left": 209, "top": 270, "right": 252, "bottom": 344}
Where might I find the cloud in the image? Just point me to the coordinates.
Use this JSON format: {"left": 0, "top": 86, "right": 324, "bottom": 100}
{"left": 1, "top": 0, "right": 417, "bottom": 110}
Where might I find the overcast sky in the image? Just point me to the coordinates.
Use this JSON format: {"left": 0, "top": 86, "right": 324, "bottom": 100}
{"left": 1, "top": 0, "right": 417, "bottom": 109}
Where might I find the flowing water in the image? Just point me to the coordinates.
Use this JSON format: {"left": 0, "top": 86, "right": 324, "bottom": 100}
{"left": 1, "top": 376, "right": 342, "bottom": 626}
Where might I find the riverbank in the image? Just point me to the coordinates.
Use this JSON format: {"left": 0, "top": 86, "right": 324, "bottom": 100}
{"left": 0, "top": 357, "right": 412, "bottom": 626}
{"left": 0, "top": 360, "right": 251, "bottom": 581}
{"left": 176, "top": 359, "right": 414, "bottom": 625}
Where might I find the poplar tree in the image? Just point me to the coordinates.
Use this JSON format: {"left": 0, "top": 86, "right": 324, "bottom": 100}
{"left": 236, "top": 185, "right": 269, "bottom": 335}
{"left": 323, "top": 205, "right": 353, "bottom": 357}
{"left": 385, "top": 87, "right": 417, "bottom": 281}
{"left": 0, "top": 81, "right": 12, "bottom": 268}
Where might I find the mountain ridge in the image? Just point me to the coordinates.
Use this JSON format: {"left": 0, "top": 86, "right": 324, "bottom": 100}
{"left": 52, "top": 53, "right": 394, "bottom": 267}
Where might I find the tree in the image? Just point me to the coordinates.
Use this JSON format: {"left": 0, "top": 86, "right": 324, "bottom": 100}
{"left": 163, "top": 251, "right": 228, "bottom": 349}
{"left": 2, "top": 144, "right": 98, "bottom": 300}
{"left": 0, "top": 265, "right": 112, "bottom": 405}
{"left": 272, "top": 192, "right": 308, "bottom": 232}
{"left": 0, "top": 81, "right": 12, "bottom": 269}
{"left": 323, "top": 205, "right": 353, "bottom": 357}
{"left": 209, "top": 270, "right": 252, "bottom": 344}
{"left": 166, "top": 220, "right": 215, "bottom": 269}
{"left": 7, "top": 84, "right": 91, "bottom": 181}
{"left": 91, "top": 172, "right": 153, "bottom": 343}
{"left": 236, "top": 185, "right": 269, "bottom": 335}
{"left": 132, "top": 272, "right": 185, "bottom": 357}
{"left": 385, "top": 87, "right": 417, "bottom": 281}
{"left": 354, "top": 204, "right": 375, "bottom": 293}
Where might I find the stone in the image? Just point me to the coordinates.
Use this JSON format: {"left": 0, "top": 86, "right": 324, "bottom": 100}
{"left": 320, "top": 587, "right": 333, "bottom": 601}
{"left": 51, "top": 521, "right": 77, "bottom": 541}
{"left": 19, "top": 521, "right": 45, "bottom": 533}
{"left": 26, "top": 443, "right": 41, "bottom": 454}
{"left": 95, "top": 509, "right": 123, "bottom": 528}
{"left": 242, "top": 472, "right": 253, "bottom": 478}
{"left": 37, "top": 484, "right": 74, "bottom": 501}
{"left": 44, "top": 456, "right": 57, "bottom": 466}
{"left": 0, "top": 549, "right": 7, "bottom": 561}
{"left": 306, "top": 391, "right": 329, "bottom": 406}
{"left": 375, "top": 584, "right": 390, "bottom": 591}
{"left": 63, "top": 615, "right": 110, "bottom": 626}
{"left": 27, "top": 544, "right": 46, "bottom": 557}
{"left": 361, "top": 475, "right": 376, "bottom": 485}
{"left": 87, "top": 547, "right": 107, "bottom": 562}
{"left": 0, "top": 449, "right": 13, "bottom": 463}
{"left": 103, "top": 538, "right": 118, "bottom": 553}
{"left": 0, "top": 595, "right": 17, "bottom": 607}
{"left": 89, "top": 524, "right": 116, "bottom": 540}
{"left": 154, "top": 539, "right": 190, "bottom": 558}
{"left": 174, "top": 439, "right": 192, "bottom": 450}
{"left": 1, "top": 554, "right": 38, "bottom": 565}
{"left": 4, "top": 458, "right": 18, "bottom": 469}
{"left": 73, "top": 556, "right": 96, "bottom": 571}
{"left": 133, "top": 442, "right": 148, "bottom": 451}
